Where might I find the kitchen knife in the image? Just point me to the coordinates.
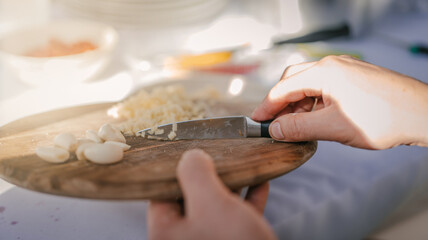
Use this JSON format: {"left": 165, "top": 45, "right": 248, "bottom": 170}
{"left": 137, "top": 116, "right": 272, "bottom": 140}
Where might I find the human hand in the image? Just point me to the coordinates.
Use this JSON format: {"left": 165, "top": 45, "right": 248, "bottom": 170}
{"left": 147, "top": 149, "right": 277, "bottom": 240}
{"left": 252, "top": 55, "right": 428, "bottom": 149}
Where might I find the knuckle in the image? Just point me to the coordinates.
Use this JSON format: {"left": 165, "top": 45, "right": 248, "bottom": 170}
{"left": 317, "top": 55, "right": 350, "bottom": 75}
{"left": 338, "top": 54, "right": 353, "bottom": 59}
{"left": 320, "top": 54, "right": 356, "bottom": 65}
{"left": 281, "top": 65, "right": 293, "bottom": 80}
{"left": 319, "top": 55, "right": 342, "bottom": 65}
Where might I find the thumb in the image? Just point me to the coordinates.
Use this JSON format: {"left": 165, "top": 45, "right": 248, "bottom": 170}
{"left": 177, "top": 149, "right": 229, "bottom": 218}
{"left": 269, "top": 107, "right": 350, "bottom": 142}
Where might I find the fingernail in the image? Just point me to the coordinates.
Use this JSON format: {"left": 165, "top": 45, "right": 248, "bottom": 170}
{"left": 271, "top": 122, "right": 284, "bottom": 139}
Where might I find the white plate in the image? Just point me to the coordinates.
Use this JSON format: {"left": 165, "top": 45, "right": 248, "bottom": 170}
{"left": 59, "top": 0, "right": 227, "bottom": 27}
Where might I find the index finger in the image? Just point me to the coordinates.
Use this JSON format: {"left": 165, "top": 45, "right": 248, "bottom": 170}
{"left": 281, "top": 61, "right": 317, "bottom": 80}
{"left": 148, "top": 201, "right": 182, "bottom": 230}
{"left": 245, "top": 182, "right": 269, "bottom": 215}
{"left": 252, "top": 63, "right": 324, "bottom": 121}
{"left": 147, "top": 200, "right": 183, "bottom": 240}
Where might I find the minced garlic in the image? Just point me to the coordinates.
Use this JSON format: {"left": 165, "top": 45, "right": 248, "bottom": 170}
{"left": 109, "top": 85, "right": 219, "bottom": 136}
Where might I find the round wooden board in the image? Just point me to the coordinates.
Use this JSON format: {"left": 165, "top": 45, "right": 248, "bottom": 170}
{"left": 0, "top": 93, "right": 317, "bottom": 200}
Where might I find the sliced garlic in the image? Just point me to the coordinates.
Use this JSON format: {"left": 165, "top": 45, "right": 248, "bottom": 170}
{"left": 36, "top": 146, "right": 70, "bottom": 163}
{"left": 84, "top": 144, "right": 123, "bottom": 164}
{"left": 86, "top": 130, "right": 103, "bottom": 143}
{"left": 104, "top": 141, "right": 131, "bottom": 151}
{"left": 75, "top": 142, "right": 98, "bottom": 161}
{"left": 54, "top": 133, "right": 78, "bottom": 151}
{"left": 98, "top": 124, "right": 126, "bottom": 143}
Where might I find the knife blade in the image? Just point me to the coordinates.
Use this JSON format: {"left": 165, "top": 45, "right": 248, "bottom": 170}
{"left": 137, "top": 116, "right": 272, "bottom": 140}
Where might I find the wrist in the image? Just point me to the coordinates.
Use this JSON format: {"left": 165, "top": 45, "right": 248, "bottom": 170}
{"left": 415, "top": 113, "right": 428, "bottom": 147}
{"left": 406, "top": 81, "right": 428, "bottom": 147}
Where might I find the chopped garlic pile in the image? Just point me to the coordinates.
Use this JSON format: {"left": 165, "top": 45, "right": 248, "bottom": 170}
{"left": 110, "top": 85, "right": 219, "bottom": 136}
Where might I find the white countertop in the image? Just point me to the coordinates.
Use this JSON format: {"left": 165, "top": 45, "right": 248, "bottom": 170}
{"left": 1, "top": 11, "right": 428, "bottom": 240}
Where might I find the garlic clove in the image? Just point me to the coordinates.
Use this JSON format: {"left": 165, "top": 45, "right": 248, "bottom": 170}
{"left": 75, "top": 142, "right": 98, "bottom": 161}
{"left": 86, "top": 130, "right": 103, "bottom": 143}
{"left": 104, "top": 141, "right": 131, "bottom": 151}
{"left": 54, "top": 133, "right": 78, "bottom": 152}
{"left": 98, "top": 124, "right": 126, "bottom": 143}
{"left": 84, "top": 144, "right": 123, "bottom": 164}
{"left": 77, "top": 138, "right": 95, "bottom": 146}
{"left": 36, "top": 146, "right": 70, "bottom": 163}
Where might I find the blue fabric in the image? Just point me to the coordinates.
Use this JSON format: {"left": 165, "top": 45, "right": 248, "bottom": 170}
{"left": 265, "top": 141, "right": 428, "bottom": 240}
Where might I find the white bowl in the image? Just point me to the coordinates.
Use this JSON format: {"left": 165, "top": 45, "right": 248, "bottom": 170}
{"left": 0, "top": 20, "right": 118, "bottom": 86}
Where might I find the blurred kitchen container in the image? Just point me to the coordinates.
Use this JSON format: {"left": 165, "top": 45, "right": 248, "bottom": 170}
{"left": 246, "top": 0, "right": 394, "bottom": 37}
{"left": 0, "top": 0, "right": 50, "bottom": 37}
{"left": 0, "top": 20, "right": 117, "bottom": 87}
{"left": 57, "top": 0, "right": 227, "bottom": 29}
{"left": 56, "top": 0, "right": 228, "bottom": 77}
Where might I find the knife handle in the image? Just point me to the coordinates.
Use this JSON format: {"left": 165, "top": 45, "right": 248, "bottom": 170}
{"left": 261, "top": 120, "right": 272, "bottom": 138}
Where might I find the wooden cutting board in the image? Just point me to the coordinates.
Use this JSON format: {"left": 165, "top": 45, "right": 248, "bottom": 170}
{"left": 0, "top": 101, "right": 317, "bottom": 200}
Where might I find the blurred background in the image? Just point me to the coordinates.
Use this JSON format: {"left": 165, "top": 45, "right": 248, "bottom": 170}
{"left": 1, "top": 0, "right": 428, "bottom": 118}
{"left": 1, "top": 1, "right": 428, "bottom": 240}
{"left": 1, "top": 0, "right": 428, "bottom": 120}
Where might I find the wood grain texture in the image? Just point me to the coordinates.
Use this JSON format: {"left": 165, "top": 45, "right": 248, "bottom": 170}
{"left": 0, "top": 102, "right": 316, "bottom": 200}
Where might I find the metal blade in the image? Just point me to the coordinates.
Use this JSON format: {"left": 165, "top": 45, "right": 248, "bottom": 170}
{"left": 137, "top": 116, "right": 248, "bottom": 140}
